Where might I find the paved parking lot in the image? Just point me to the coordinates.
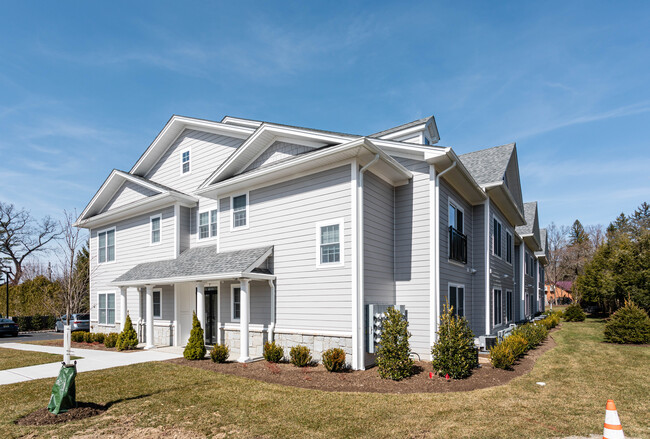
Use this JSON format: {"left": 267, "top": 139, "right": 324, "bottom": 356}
{"left": 0, "top": 331, "right": 62, "bottom": 344}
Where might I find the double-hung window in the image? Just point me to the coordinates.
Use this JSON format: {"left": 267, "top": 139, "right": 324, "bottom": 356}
{"left": 448, "top": 201, "right": 467, "bottom": 264}
{"left": 198, "top": 209, "right": 218, "bottom": 239}
{"left": 98, "top": 229, "right": 115, "bottom": 263}
{"left": 317, "top": 220, "right": 343, "bottom": 266}
{"left": 98, "top": 293, "right": 115, "bottom": 325}
{"left": 448, "top": 284, "right": 465, "bottom": 317}
{"left": 493, "top": 218, "right": 502, "bottom": 258}
{"left": 449, "top": 202, "right": 463, "bottom": 233}
{"left": 231, "top": 285, "right": 241, "bottom": 321}
{"left": 493, "top": 289, "right": 502, "bottom": 326}
{"left": 153, "top": 290, "right": 162, "bottom": 318}
{"left": 232, "top": 194, "right": 247, "bottom": 229}
{"left": 181, "top": 149, "right": 190, "bottom": 174}
{"left": 150, "top": 215, "right": 161, "bottom": 244}
{"left": 506, "top": 231, "right": 512, "bottom": 263}
{"left": 506, "top": 290, "right": 513, "bottom": 322}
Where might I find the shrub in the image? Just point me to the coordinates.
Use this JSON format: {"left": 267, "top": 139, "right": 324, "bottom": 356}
{"left": 604, "top": 301, "right": 650, "bottom": 344}
{"left": 83, "top": 332, "right": 93, "bottom": 343}
{"left": 93, "top": 333, "right": 105, "bottom": 344}
{"left": 263, "top": 341, "right": 284, "bottom": 363}
{"left": 563, "top": 304, "right": 586, "bottom": 322}
{"left": 210, "top": 343, "right": 230, "bottom": 363}
{"left": 116, "top": 314, "right": 139, "bottom": 351}
{"left": 104, "top": 333, "right": 118, "bottom": 348}
{"left": 431, "top": 303, "right": 478, "bottom": 379}
{"left": 183, "top": 312, "right": 206, "bottom": 360}
{"left": 289, "top": 345, "right": 312, "bottom": 367}
{"left": 322, "top": 348, "right": 346, "bottom": 372}
{"left": 539, "top": 313, "right": 560, "bottom": 330}
{"left": 504, "top": 334, "right": 528, "bottom": 359}
{"left": 376, "top": 306, "right": 414, "bottom": 380}
{"left": 71, "top": 331, "right": 85, "bottom": 343}
{"left": 490, "top": 340, "right": 516, "bottom": 369}
{"left": 512, "top": 323, "right": 548, "bottom": 351}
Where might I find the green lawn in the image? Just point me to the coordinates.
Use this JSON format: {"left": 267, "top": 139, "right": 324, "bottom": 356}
{"left": 0, "top": 348, "right": 65, "bottom": 371}
{"left": 1, "top": 318, "right": 648, "bottom": 439}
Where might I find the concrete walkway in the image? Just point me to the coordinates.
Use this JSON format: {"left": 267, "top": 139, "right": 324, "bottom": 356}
{"left": 0, "top": 343, "right": 183, "bottom": 386}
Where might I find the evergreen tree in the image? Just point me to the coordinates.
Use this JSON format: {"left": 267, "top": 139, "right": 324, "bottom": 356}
{"left": 569, "top": 220, "right": 589, "bottom": 245}
{"left": 116, "top": 314, "right": 139, "bottom": 350}
{"left": 431, "top": 303, "right": 478, "bottom": 379}
{"left": 376, "top": 306, "right": 413, "bottom": 380}
{"left": 183, "top": 312, "right": 206, "bottom": 360}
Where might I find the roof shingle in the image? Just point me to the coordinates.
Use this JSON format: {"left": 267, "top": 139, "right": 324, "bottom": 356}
{"left": 458, "top": 143, "right": 515, "bottom": 186}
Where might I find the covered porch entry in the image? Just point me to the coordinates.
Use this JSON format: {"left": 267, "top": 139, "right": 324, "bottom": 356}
{"left": 112, "top": 245, "right": 275, "bottom": 363}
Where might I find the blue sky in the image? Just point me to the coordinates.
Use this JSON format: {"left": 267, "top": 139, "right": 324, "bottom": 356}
{"left": 1, "top": 1, "right": 649, "bottom": 232}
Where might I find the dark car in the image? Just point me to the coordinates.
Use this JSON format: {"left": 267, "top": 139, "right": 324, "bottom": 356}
{"left": 0, "top": 318, "right": 19, "bottom": 337}
{"left": 55, "top": 314, "right": 90, "bottom": 332}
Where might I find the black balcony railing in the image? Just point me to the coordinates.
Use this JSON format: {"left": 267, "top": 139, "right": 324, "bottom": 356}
{"left": 449, "top": 226, "right": 468, "bottom": 264}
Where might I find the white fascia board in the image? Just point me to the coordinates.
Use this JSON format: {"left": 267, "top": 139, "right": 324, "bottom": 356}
{"left": 378, "top": 123, "right": 427, "bottom": 140}
{"left": 130, "top": 115, "right": 255, "bottom": 176}
{"left": 76, "top": 169, "right": 121, "bottom": 225}
{"left": 220, "top": 116, "right": 264, "bottom": 128}
{"left": 110, "top": 271, "right": 276, "bottom": 287}
{"left": 199, "top": 124, "right": 355, "bottom": 189}
{"left": 74, "top": 192, "right": 197, "bottom": 229}
{"left": 425, "top": 148, "right": 487, "bottom": 202}
{"left": 243, "top": 247, "right": 273, "bottom": 272}
{"left": 484, "top": 183, "right": 526, "bottom": 226}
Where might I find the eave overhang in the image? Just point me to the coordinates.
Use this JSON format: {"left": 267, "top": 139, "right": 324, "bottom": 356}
{"left": 482, "top": 182, "right": 526, "bottom": 226}
{"left": 425, "top": 148, "right": 487, "bottom": 205}
{"left": 196, "top": 138, "right": 413, "bottom": 198}
{"left": 110, "top": 271, "right": 276, "bottom": 287}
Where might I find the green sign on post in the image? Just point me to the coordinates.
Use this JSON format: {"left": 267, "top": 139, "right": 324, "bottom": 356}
{"left": 47, "top": 362, "right": 77, "bottom": 415}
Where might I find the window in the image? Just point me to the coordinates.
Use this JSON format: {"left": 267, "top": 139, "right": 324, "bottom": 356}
{"left": 198, "top": 209, "right": 218, "bottom": 239}
{"left": 181, "top": 149, "right": 190, "bottom": 174}
{"left": 98, "top": 228, "right": 115, "bottom": 263}
{"left": 98, "top": 293, "right": 115, "bottom": 325}
{"left": 449, "top": 201, "right": 463, "bottom": 233}
{"left": 232, "top": 194, "right": 247, "bottom": 229}
{"left": 448, "top": 284, "right": 465, "bottom": 317}
{"left": 317, "top": 220, "right": 343, "bottom": 266}
{"left": 525, "top": 252, "right": 534, "bottom": 276}
{"left": 506, "top": 290, "right": 513, "bottom": 322}
{"left": 231, "top": 285, "right": 241, "bottom": 321}
{"left": 493, "top": 289, "right": 502, "bottom": 326}
{"left": 150, "top": 215, "right": 161, "bottom": 244}
{"left": 506, "top": 231, "right": 512, "bottom": 263}
{"left": 493, "top": 218, "right": 502, "bottom": 258}
{"left": 153, "top": 290, "right": 161, "bottom": 318}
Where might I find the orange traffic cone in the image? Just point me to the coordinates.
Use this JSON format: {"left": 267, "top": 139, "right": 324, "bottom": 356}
{"left": 603, "top": 399, "right": 624, "bottom": 439}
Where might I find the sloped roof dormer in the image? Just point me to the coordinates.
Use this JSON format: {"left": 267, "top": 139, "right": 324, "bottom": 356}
{"left": 370, "top": 115, "right": 440, "bottom": 145}
{"left": 516, "top": 201, "right": 542, "bottom": 251}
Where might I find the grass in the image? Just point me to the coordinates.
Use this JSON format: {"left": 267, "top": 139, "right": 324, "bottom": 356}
{"left": 1, "top": 318, "right": 649, "bottom": 438}
{"left": 0, "top": 348, "right": 66, "bottom": 371}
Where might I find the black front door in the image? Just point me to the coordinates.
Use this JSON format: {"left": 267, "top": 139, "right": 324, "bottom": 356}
{"left": 204, "top": 287, "right": 218, "bottom": 344}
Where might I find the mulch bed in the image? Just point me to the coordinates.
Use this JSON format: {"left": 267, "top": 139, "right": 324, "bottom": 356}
{"left": 15, "top": 403, "right": 108, "bottom": 425}
{"left": 168, "top": 332, "right": 557, "bottom": 394}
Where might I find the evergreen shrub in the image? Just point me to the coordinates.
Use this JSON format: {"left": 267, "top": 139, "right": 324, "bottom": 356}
{"left": 116, "top": 314, "right": 139, "bottom": 351}
{"left": 490, "top": 340, "right": 516, "bottom": 369}
{"left": 93, "top": 333, "right": 105, "bottom": 344}
{"left": 376, "top": 306, "right": 414, "bottom": 380}
{"left": 431, "top": 303, "right": 478, "bottom": 379}
{"left": 512, "top": 323, "right": 547, "bottom": 351}
{"left": 604, "top": 301, "right": 650, "bottom": 344}
{"left": 71, "top": 331, "right": 84, "bottom": 343}
{"left": 563, "top": 304, "right": 586, "bottom": 322}
{"left": 82, "top": 332, "right": 93, "bottom": 343}
{"left": 104, "top": 333, "right": 118, "bottom": 348}
{"left": 210, "top": 343, "right": 230, "bottom": 363}
{"left": 322, "top": 348, "right": 346, "bottom": 372}
{"left": 289, "top": 345, "right": 312, "bottom": 367}
{"left": 183, "top": 312, "right": 206, "bottom": 360}
{"left": 505, "top": 334, "right": 528, "bottom": 358}
{"left": 263, "top": 341, "right": 284, "bottom": 363}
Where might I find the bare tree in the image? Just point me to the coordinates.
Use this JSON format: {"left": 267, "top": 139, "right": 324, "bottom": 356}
{"left": 56, "top": 210, "right": 89, "bottom": 324}
{"left": 0, "top": 202, "right": 61, "bottom": 285}
{"left": 546, "top": 222, "right": 568, "bottom": 288}
{"left": 586, "top": 224, "right": 606, "bottom": 252}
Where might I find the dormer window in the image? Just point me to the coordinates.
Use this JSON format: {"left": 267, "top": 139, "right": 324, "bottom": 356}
{"left": 181, "top": 149, "right": 190, "bottom": 174}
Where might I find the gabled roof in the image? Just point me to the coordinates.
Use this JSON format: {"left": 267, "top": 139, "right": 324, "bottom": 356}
{"left": 111, "top": 245, "right": 273, "bottom": 286}
{"left": 370, "top": 115, "right": 440, "bottom": 144}
{"left": 458, "top": 143, "right": 515, "bottom": 186}
{"left": 536, "top": 228, "right": 549, "bottom": 265}
{"left": 221, "top": 115, "right": 361, "bottom": 138}
{"left": 74, "top": 170, "right": 196, "bottom": 228}
{"left": 516, "top": 201, "right": 542, "bottom": 251}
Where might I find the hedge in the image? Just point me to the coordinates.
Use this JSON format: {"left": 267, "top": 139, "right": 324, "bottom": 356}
{"left": 11, "top": 315, "right": 57, "bottom": 332}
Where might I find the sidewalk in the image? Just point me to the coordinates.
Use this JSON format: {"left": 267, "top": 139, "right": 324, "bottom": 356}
{"left": 0, "top": 343, "right": 183, "bottom": 386}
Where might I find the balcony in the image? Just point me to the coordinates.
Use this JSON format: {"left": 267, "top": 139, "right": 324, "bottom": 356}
{"left": 449, "top": 226, "right": 467, "bottom": 264}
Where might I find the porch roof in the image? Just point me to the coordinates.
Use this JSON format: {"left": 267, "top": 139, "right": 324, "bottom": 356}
{"left": 111, "top": 245, "right": 273, "bottom": 286}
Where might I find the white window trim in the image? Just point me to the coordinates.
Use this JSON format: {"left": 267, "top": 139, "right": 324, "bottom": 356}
{"left": 231, "top": 283, "right": 241, "bottom": 322}
{"left": 447, "top": 196, "right": 464, "bottom": 232}
{"left": 98, "top": 292, "right": 116, "bottom": 325}
{"left": 492, "top": 216, "right": 503, "bottom": 259}
{"left": 448, "top": 282, "right": 465, "bottom": 317}
{"left": 230, "top": 192, "right": 250, "bottom": 231}
{"left": 153, "top": 289, "right": 162, "bottom": 319}
{"left": 493, "top": 288, "right": 503, "bottom": 327}
{"left": 315, "top": 218, "right": 345, "bottom": 268}
{"left": 97, "top": 227, "right": 116, "bottom": 265}
{"left": 180, "top": 147, "right": 191, "bottom": 175}
{"left": 505, "top": 230, "right": 513, "bottom": 265}
{"left": 197, "top": 208, "right": 219, "bottom": 241}
{"left": 150, "top": 214, "right": 162, "bottom": 246}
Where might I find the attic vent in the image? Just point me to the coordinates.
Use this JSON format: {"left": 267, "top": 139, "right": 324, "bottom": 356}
{"left": 366, "top": 304, "right": 407, "bottom": 354}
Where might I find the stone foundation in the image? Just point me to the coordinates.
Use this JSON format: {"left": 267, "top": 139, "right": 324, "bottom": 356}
{"left": 224, "top": 328, "right": 268, "bottom": 358}
{"left": 153, "top": 324, "right": 174, "bottom": 346}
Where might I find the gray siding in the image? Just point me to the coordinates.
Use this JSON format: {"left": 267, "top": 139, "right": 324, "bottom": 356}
{"left": 102, "top": 180, "right": 158, "bottom": 213}
{"left": 220, "top": 280, "right": 272, "bottom": 326}
{"left": 145, "top": 129, "right": 243, "bottom": 193}
{"left": 394, "top": 158, "right": 430, "bottom": 356}
{"left": 471, "top": 203, "right": 487, "bottom": 335}
{"left": 179, "top": 206, "right": 191, "bottom": 253}
{"left": 514, "top": 244, "right": 523, "bottom": 322}
{"left": 218, "top": 165, "right": 352, "bottom": 334}
{"left": 243, "top": 141, "right": 316, "bottom": 173}
{"left": 489, "top": 203, "right": 516, "bottom": 333}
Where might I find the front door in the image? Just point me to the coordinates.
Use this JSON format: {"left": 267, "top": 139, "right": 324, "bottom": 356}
{"left": 204, "top": 287, "right": 218, "bottom": 344}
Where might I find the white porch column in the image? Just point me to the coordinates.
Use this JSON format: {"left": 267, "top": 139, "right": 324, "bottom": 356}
{"left": 238, "top": 278, "right": 250, "bottom": 363}
{"left": 120, "top": 287, "right": 127, "bottom": 331}
{"left": 145, "top": 285, "right": 155, "bottom": 349}
{"left": 196, "top": 282, "right": 205, "bottom": 334}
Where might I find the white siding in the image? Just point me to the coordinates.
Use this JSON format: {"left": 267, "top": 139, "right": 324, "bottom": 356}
{"left": 102, "top": 180, "right": 158, "bottom": 213}
{"left": 243, "top": 141, "right": 315, "bottom": 173}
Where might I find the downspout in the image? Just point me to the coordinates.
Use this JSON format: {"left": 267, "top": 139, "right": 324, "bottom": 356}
{"left": 268, "top": 279, "right": 276, "bottom": 342}
{"left": 485, "top": 199, "right": 491, "bottom": 335}
{"left": 433, "top": 161, "right": 457, "bottom": 346}
{"left": 356, "top": 153, "right": 380, "bottom": 371}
